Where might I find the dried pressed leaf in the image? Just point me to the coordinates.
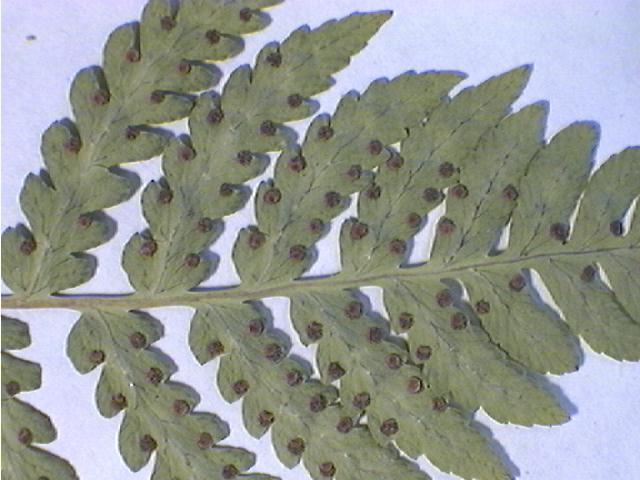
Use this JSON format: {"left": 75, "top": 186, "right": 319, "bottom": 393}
{"left": 1, "top": 1, "right": 639, "bottom": 479}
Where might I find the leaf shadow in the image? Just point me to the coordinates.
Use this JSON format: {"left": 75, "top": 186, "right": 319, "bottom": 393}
{"left": 249, "top": 300, "right": 316, "bottom": 376}
{"left": 249, "top": 300, "right": 292, "bottom": 352}
{"left": 443, "top": 278, "right": 579, "bottom": 418}
{"left": 468, "top": 415, "right": 521, "bottom": 480}
{"left": 524, "top": 269, "right": 584, "bottom": 370}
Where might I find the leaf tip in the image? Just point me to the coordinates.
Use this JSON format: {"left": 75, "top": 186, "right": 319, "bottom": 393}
{"left": 357, "top": 9, "right": 393, "bottom": 29}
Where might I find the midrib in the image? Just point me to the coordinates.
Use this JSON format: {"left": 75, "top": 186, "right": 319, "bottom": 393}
{"left": 3, "top": 244, "right": 635, "bottom": 310}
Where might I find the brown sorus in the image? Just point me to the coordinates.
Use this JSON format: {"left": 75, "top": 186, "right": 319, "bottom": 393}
{"left": 336, "top": 416, "right": 353, "bottom": 434}
{"left": 222, "top": 464, "right": 239, "bottom": 479}
{"left": 407, "top": 376, "right": 423, "bottom": 394}
{"left": 206, "top": 107, "right": 224, "bottom": 124}
{"left": 239, "top": 7, "right": 252, "bottom": 21}
{"left": 398, "top": 312, "right": 414, "bottom": 331}
{"left": 260, "top": 120, "right": 276, "bottom": 136}
{"left": 88, "top": 349, "right": 105, "bottom": 365}
{"left": 324, "top": 191, "right": 341, "bottom": 208}
{"left": 232, "top": 379, "right": 249, "bottom": 396}
{"left": 287, "top": 94, "right": 303, "bottom": 108}
{"left": 327, "top": 362, "right": 346, "bottom": 381}
{"left": 450, "top": 312, "right": 468, "bottom": 330}
{"left": 451, "top": 184, "right": 469, "bottom": 199}
{"left": 475, "top": 300, "right": 491, "bottom": 315}
{"left": 367, "top": 327, "right": 384, "bottom": 343}
{"left": 368, "top": 139, "right": 384, "bottom": 155}
{"left": 406, "top": 212, "right": 422, "bottom": 229}
{"left": 550, "top": 222, "right": 569, "bottom": 242}
{"left": 248, "top": 229, "right": 266, "bottom": 250}
{"left": 386, "top": 153, "right": 404, "bottom": 170}
{"left": 436, "top": 289, "right": 453, "bottom": 308}
{"left": 172, "top": 399, "right": 190, "bottom": 416}
{"left": 319, "top": 462, "right": 336, "bottom": 477}
{"left": 129, "top": 332, "right": 147, "bottom": 349}
{"left": 350, "top": 221, "right": 369, "bottom": 240}
{"left": 220, "top": 183, "right": 234, "bottom": 197}
{"left": 18, "top": 428, "right": 33, "bottom": 445}
{"left": 285, "top": 370, "right": 303, "bottom": 386}
{"left": 263, "top": 188, "right": 281, "bottom": 204}
{"left": 207, "top": 340, "right": 224, "bottom": 358}
{"left": 205, "top": 29, "right": 221, "bottom": 45}
{"left": 288, "top": 154, "right": 306, "bottom": 172}
{"left": 344, "top": 301, "right": 363, "bottom": 319}
{"left": 352, "top": 392, "right": 371, "bottom": 409}
{"left": 264, "top": 343, "right": 283, "bottom": 362}
{"left": 380, "top": 418, "right": 399, "bottom": 436}
{"left": 5, "top": 381, "right": 20, "bottom": 396}
{"left": 139, "top": 240, "right": 158, "bottom": 257}
{"left": 581, "top": 265, "right": 597, "bottom": 282}
{"left": 184, "top": 253, "right": 201, "bottom": 268}
{"left": 236, "top": 150, "right": 252, "bottom": 166}
{"left": 159, "top": 16, "right": 175, "bottom": 31}
{"left": 502, "top": 184, "right": 519, "bottom": 201}
{"left": 389, "top": 239, "right": 406, "bottom": 255}
{"left": 415, "top": 345, "right": 432, "bottom": 361}
{"left": 385, "top": 353, "right": 403, "bottom": 370}
{"left": 306, "top": 321, "right": 323, "bottom": 341}
{"left": 438, "top": 162, "right": 455, "bottom": 178}
{"left": 111, "top": 393, "right": 128, "bottom": 411}
{"left": 365, "top": 184, "right": 381, "bottom": 200}
{"left": 266, "top": 51, "right": 282, "bottom": 68}
{"left": 146, "top": 367, "right": 163, "bottom": 385}
{"left": 247, "top": 318, "right": 264, "bottom": 336}
{"left": 345, "top": 164, "right": 362, "bottom": 181}
{"left": 610, "top": 220, "right": 624, "bottom": 236}
{"left": 423, "top": 187, "right": 443, "bottom": 203}
{"left": 509, "top": 274, "right": 526, "bottom": 292}
{"left": 317, "top": 125, "right": 334, "bottom": 140}
{"left": 19, "top": 239, "right": 36, "bottom": 255}
{"left": 438, "top": 218, "right": 456, "bottom": 235}
{"left": 289, "top": 245, "right": 307, "bottom": 261}
{"left": 197, "top": 432, "right": 214, "bottom": 450}
{"left": 287, "top": 437, "right": 305, "bottom": 455}
{"left": 309, "top": 394, "right": 327, "bottom": 413}
{"left": 139, "top": 434, "right": 157, "bottom": 452}
{"left": 258, "top": 410, "right": 275, "bottom": 428}
{"left": 432, "top": 397, "right": 448, "bottom": 412}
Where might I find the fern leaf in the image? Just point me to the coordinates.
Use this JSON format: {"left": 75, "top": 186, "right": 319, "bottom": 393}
{"left": 1, "top": 0, "right": 277, "bottom": 296}
{"left": 235, "top": 71, "right": 463, "bottom": 284}
{"left": 1, "top": 316, "right": 78, "bottom": 479}
{"left": 66, "top": 309, "right": 275, "bottom": 479}
{"left": 122, "top": 11, "right": 392, "bottom": 293}
{"left": 2, "top": 2, "right": 639, "bottom": 480}
{"left": 190, "top": 302, "right": 428, "bottom": 480}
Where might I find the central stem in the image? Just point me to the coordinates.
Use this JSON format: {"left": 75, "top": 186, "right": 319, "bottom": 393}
{"left": 2, "top": 245, "right": 632, "bottom": 311}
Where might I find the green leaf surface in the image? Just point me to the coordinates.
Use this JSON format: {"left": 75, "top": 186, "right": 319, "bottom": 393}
{"left": 190, "top": 302, "right": 428, "bottom": 480}
{"left": 123, "top": 11, "right": 393, "bottom": 294}
{"left": 1, "top": 316, "right": 78, "bottom": 480}
{"left": 67, "top": 309, "right": 273, "bottom": 479}
{"left": 2, "top": 2, "right": 639, "bottom": 480}
{"left": 2, "top": 0, "right": 277, "bottom": 296}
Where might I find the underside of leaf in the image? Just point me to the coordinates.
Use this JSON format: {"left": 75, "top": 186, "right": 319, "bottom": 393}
{"left": 2, "top": 1, "right": 639, "bottom": 480}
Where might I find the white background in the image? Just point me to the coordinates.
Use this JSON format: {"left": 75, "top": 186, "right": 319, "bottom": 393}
{"left": 2, "top": 1, "right": 640, "bottom": 479}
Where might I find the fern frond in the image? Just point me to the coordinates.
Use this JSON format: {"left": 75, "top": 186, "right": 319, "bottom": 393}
{"left": 234, "top": 70, "right": 463, "bottom": 284}
{"left": 66, "top": 309, "right": 276, "bottom": 479}
{"left": 191, "top": 302, "right": 428, "bottom": 480}
{"left": 1, "top": 316, "right": 78, "bottom": 479}
{"left": 121, "top": 11, "right": 392, "bottom": 294}
{"left": 184, "top": 70, "right": 465, "bottom": 478}
{"left": 2, "top": 2, "right": 639, "bottom": 480}
{"left": 1, "top": 0, "right": 278, "bottom": 297}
